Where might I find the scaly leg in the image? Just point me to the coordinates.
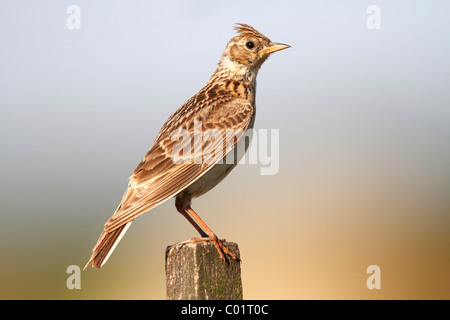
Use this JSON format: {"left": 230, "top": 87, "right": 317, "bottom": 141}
{"left": 175, "top": 196, "right": 239, "bottom": 261}
{"left": 184, "top": 206, "right": 239, "bottom": 262}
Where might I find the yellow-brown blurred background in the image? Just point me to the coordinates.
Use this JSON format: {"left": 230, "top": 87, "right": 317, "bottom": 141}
{"left": 1, "top": 1, "right": 449, "bottom": 299}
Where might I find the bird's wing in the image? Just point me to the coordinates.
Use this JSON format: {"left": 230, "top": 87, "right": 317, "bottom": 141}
{"left": 103, "top": 98, "right": 254, "bottom": 233}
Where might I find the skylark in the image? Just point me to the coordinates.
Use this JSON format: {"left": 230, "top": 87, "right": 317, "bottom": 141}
{"left": 85, "top": 24, "right": 290, "bottom": 269}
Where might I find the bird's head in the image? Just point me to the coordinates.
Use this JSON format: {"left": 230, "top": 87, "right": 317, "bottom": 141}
{"left": 219, "top": 23, "right": 290, "bottom": 76}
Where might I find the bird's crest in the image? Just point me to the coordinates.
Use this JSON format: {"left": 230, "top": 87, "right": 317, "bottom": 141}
{"left": 234, "top": 23, "right": 270, "bottom": 42}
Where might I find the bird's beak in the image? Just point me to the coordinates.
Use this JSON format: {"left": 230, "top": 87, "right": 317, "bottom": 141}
{"left": 258, "top": 43, "right": 291, "bottom": 55}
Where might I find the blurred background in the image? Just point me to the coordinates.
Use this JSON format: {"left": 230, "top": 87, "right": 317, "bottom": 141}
{"left": 1, "top": 0, "right": 449, "bottom": 299}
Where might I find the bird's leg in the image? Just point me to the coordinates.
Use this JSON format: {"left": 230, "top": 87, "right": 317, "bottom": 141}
{"left": 184, "top": 206, "right": 239, "bottom": 262}
{"left": 176, "top": 204, "right": 208, "bottom": 238}
{"left": 175, "top": 196, "right": 239, "bottom": 261}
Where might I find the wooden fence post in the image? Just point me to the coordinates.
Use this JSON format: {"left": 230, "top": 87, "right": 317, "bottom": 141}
{"left": 165, "top": 241, "right": 242, "bottom": 300}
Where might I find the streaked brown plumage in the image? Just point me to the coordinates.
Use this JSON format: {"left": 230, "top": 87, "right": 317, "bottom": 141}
{"left": 85, "top": 24, "right": 290, "bottom": 269}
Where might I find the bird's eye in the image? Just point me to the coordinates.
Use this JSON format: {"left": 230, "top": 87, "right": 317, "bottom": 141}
{"left": 245, "top": 41, "right": 255, "bottom": 49}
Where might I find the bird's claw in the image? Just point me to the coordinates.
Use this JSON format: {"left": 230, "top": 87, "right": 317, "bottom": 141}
{"left": 190, "top": 236, "right": 240, "bottom": 262}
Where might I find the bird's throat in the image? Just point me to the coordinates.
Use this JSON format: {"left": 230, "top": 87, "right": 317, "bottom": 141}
{"left": 206, "top": 56, "right": 258, "bottom": 104}
{"left": 218, "top": 55, "right": 259, "bottom": 83}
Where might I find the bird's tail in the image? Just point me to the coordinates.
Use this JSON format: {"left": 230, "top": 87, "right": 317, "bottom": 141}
{"left": 84, "top": 221, "right": 132, "bottom": 269}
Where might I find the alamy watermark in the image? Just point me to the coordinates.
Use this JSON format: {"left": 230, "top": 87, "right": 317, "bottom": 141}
{"left": 66, "top": 5, "right": 81, "bottom": 30}
{"left": 367, "top": 5, "right": 381, "bottom": 30}
{"left": 366, "top": 265, "right": 381, "bottom": 289}
{"left": 168, "top": 121, "right": 279, "bottom": 175}
{"left": 66, "top": 265, "right": 81, "bottom": 289}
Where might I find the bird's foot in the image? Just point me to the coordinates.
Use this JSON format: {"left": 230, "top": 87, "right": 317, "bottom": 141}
{"left": 190, "top": 235, "right": 240, "bottom": 262}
